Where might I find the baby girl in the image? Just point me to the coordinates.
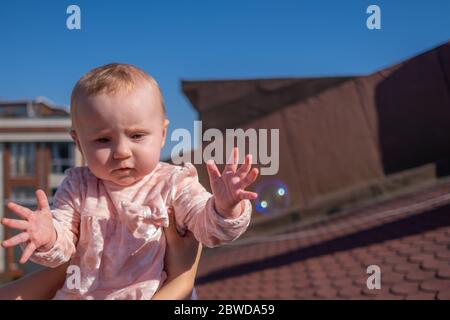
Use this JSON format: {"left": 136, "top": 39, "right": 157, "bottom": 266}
{"left": 1, "top": 63, "right": 259, "bottom": 299}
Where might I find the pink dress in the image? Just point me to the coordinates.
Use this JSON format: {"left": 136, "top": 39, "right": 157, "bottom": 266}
{"left": 30, "top": 162, "right": 252, "bottom": 299}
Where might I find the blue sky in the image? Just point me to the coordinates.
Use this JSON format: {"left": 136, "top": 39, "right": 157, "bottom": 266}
{"left": 0, "top": 0, "right": 449, "bottom": 158}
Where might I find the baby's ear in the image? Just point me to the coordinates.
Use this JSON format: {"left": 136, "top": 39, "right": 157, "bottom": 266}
{"left": 70, "top": 129, "right": 82, "bottom": 153}
{"left": 160, "top": 119, "right": 170, "bottom": 148}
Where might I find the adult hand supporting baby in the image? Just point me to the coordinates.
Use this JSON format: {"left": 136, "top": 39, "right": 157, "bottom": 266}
{"left": 206, "top": 147, "right": 259, "bottom": 219}
{"left": 152, "top": 208, "right": 202, "bottom": 300}
{"left": 1, "top": 189, "right": 57, "bottom": 264}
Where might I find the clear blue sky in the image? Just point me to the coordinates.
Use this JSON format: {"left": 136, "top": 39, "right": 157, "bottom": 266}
{"left": 1, "top": 0, "right": 449, "bottom": 158}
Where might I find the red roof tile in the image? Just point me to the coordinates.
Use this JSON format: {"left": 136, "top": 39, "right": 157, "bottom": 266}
{"left": 195, "top": 182, "right": 450, "bottom": 300}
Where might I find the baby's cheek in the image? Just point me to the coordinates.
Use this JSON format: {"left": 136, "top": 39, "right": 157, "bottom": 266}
{"left": 92, "top": 148, "right": 112, "bottom": 165}
{"left": 138, "top": 147, "right": 160, "bottom": 171}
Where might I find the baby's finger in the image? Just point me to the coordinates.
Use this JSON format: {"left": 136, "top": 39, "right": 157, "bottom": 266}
{"left": 6, "top": 202, "right": 32, "bottom": 220}
{"left": 19, "top": 242, "right": 37, "bottom": 264}
{"left": 35, "top": 189, "right": 50, "bottom": 212}
{"left": 224, "top": 147, "right": 238, "bottom": 174}
{"left": 2, "top": 232, "right": 30, "bottom": 248}
{"left": 240, "top": 167, "right": 259, "bottom": 189}
{"left": 238, "top": 190, "right": 258, "bottom": 201}
{"left": 206, "top": 160, "right": 221, "bottom": 182}
{"left": 236, "top": 154, "right": 252, "bottom": 179}
{"left": 1, "top": 218, "right": 28, "bottom": 231}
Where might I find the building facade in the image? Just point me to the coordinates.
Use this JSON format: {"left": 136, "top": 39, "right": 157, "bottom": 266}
{"left": 0, "top": 98, "right": 82, "bottom": 281}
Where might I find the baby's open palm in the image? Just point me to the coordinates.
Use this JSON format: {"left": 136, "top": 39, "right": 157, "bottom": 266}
{"left": 206, "top": 147, "right": 259, "bottom": 218}
{"left": 1, "top": 190, "right": 56, "bottom": 264}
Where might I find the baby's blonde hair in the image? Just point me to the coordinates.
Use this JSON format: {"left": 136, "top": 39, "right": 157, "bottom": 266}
{"left": 70, "top": 63, "right": 166, "bottom": 125}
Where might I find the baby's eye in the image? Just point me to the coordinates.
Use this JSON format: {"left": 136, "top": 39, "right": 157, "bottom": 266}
{"left": 131, "top": 134, "right": 145, "bottom": 140}
{"left": 95, "top": 138, "right": 110, "bottom": 143}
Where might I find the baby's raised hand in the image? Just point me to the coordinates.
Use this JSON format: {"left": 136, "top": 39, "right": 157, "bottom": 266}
{"left": 206, "top": 147, "right": 259, "bottom": 219}
{"left": 1, "top": 189, "right": 56, "bottom": 264}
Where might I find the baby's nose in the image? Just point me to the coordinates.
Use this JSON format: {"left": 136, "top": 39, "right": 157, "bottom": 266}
{"left": 113, "top": 142, "right": 132, "bottom": 159}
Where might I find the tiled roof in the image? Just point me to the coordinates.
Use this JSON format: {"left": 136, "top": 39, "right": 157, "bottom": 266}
{"left": 195, "top": 182, "right": 450, "bottom": 300}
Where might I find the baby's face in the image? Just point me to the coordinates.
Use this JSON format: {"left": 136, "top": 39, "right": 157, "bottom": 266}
{"left": 71, "top": 81, "right": 169, "bottom": 186}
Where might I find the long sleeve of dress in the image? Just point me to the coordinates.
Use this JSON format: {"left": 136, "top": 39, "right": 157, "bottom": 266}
{"left": 170, "top": 163, "right": 252, "bottom": 248}
{"left": 30, "top": 168, "right": 82, "bottom": 268}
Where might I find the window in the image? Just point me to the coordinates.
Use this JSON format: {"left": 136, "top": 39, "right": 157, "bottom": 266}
{"left": 10, "top": 143, "right": 36, "bottom": 176}
{"left": 0, "top": 104, "right": 28, "bottom": 118}
{"left": 51, "top": 142, "right": 75, "bottom": 174}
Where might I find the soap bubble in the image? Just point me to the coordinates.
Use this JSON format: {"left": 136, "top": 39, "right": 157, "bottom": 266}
{"left": 253, "top": 179, "right": 290, "bottom": 216}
